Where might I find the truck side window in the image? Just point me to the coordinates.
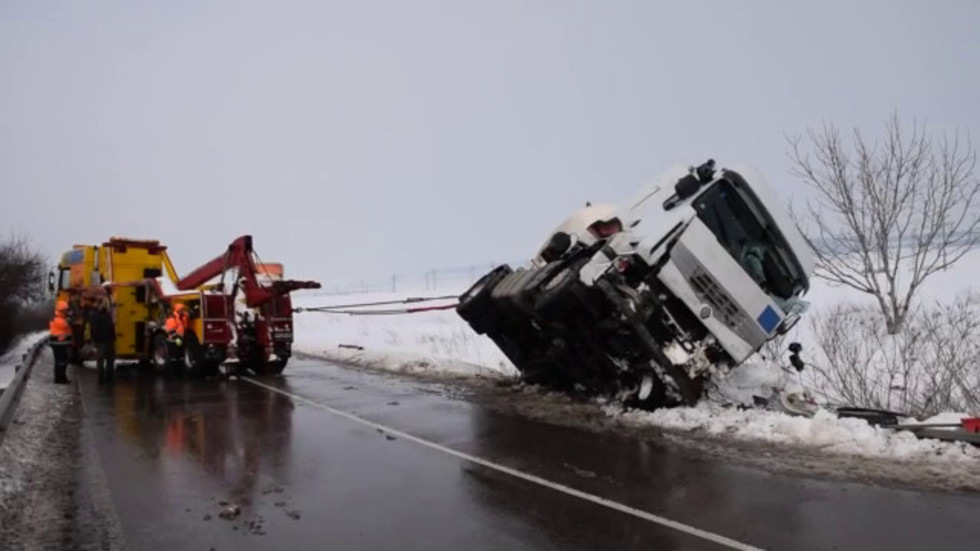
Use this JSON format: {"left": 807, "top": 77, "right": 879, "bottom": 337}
{"left": 59, "top": 269, "right": 71, "bottom": 291}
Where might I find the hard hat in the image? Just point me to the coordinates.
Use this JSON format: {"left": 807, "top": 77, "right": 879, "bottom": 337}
{"left": 56, "top": 300, "right": 69, "bottom": 312}
{"left": 174, "top": 303, "right": 186, "bottom": 312}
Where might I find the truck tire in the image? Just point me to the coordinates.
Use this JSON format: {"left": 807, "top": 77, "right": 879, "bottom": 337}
{"left": 152, "top": 333, "right": 171, "bottom": 373}
{"left": 664, "top": 367, "right": 706, "bottom": 407}
{"left": 182, "top": 334, "right": 204, "bottom": 378}
{"left": 256, "top": 358, "right": 287, "bottom": 375}
{"left": 457, "top": 265, "right": 513, "bottom": 334}
{"left": 627, "top": 372, "right": 669, "bottom": 410}
{"left": 534, "top": 260, "right": 585, "bottom": 319}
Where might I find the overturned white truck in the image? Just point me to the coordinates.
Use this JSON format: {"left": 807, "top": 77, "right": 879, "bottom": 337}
{"left": 457, "top": 160, "right": 815, "bottom": 408}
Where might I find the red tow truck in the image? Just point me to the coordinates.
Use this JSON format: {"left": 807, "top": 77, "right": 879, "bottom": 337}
{"left": 173, "top": 235, "right": 321, "bottom": 374}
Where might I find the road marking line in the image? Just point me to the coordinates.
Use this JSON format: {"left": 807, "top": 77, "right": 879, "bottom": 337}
{"left": 243, "top": 376, "right": 763, "bottom": 551}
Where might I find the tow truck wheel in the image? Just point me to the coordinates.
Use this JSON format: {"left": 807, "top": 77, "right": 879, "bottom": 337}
{"left": 182, "top": 334, "right": 203, "bottom": 378}
{"left": 266, "top": 358, "right": 287, "bottom": 375}
{"left": 152, "top": 333, "right": 171, "bottom": 373}
{"left": 251, "top": 358, "right": 287, "bottom": 376}
{"left": 218, "top": 362, "right": 241, "bottom": 377}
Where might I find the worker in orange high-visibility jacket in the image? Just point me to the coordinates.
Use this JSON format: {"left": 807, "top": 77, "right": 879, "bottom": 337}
{"left": 164, "top": 303, "right": 191, "bottom": 348}
{"left": 49, "top": 300, "right": 73, "bottom": 384}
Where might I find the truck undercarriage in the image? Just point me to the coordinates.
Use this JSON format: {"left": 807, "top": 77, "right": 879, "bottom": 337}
{"left": 459, "top": 254, "right": 708, "bottom": 408}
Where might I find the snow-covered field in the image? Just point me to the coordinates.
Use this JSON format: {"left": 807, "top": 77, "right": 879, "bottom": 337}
{"left": 293, "top": 289, "right": 516, "bottom": 378}
{"left": 291, "top": 250, "right": 980, "bottom": 463}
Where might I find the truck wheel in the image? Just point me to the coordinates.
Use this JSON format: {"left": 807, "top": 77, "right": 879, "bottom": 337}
{"left": 534, "top": 261, "right": 583, "bottom": 318}
{"left": 182, "top": 334, "right": 203, "bottom": 378}
{"left": 250, "top": 359, "right": 286, "bottom": 376}
{"left": 152, "top": 333, "right": 170, "bottom": 372}
{"left": 266, "top": 358, "right": 288, "bottom": 375}
{"left": 457, "top": 265, "right": 512, "bottom": 334}
{"left": 664, "top": 368, "right": 706, "bottom": 407}
{"left": 628, "top": 373, "right": 668, "bottom": 410}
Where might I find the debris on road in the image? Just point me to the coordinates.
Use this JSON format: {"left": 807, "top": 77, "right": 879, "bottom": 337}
{"left": 563, "top": 463, "right": 598, "bottom": 479}
{"left": 834, "top": 408, "right": 980, "bottom": 445}
{"left": 218, "top": 505, "right": 241, "bottom": 520}
{"left": 339, "top": 344, "right": 365, "bottom": 351}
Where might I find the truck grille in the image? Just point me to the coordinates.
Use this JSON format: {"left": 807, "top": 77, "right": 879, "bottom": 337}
{"left": 689, "top": 268, "right": 746, "bottom": 329}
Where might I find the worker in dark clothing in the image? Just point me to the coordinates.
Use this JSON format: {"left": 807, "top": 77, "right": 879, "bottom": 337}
{"left": 49, "top": 300, "right": 73, "bottom": 384}
{"left": 88, "top": 298, "right": 116, "bottom": 384}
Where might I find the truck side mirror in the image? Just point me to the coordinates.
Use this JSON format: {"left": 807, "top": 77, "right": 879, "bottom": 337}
{"left": 47, "top": 271, "right": 56, "bottom": 293}
{"left": 695, "top": 159, "right": 716, "bottom": 183}
{"left": 674, "top": 174, "right": 702, "bottom": 200}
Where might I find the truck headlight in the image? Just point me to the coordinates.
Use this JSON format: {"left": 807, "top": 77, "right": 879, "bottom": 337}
{"left": 699, "top": 305, "right": 712, "bottom": 319}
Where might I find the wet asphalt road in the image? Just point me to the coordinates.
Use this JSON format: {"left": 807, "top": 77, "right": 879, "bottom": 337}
{"left": 78, "top": 358, "right": 980, "bottom": 551}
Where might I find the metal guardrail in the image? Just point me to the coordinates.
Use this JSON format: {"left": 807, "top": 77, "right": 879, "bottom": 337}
{"left": 0, "top": 336, "right": 48, "bottom": 446}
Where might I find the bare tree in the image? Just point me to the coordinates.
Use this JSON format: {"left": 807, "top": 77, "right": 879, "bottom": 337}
{"left": 788, "top": 114, "right": 980, "bottom": 333}
{"left": 0, "top": 235, "right": 47, "bottom": 352}
{"left": 807, "top": 295, "right": 980, "bottom": 417}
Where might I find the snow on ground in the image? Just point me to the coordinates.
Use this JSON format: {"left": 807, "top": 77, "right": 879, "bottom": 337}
{"left": 609, "top": 403, "right": 980, "bottom": 463}
{"left": 292, "top": 288, "right": 517, "bottom": 378}
{"left": 706, "top": 356, "right": 808, "bottom": 406}
{"left": 0, "top": 331, "right": 48, "bottom": 390}
{"left": 0, "top": 350, "right": 120, "bottom": 550}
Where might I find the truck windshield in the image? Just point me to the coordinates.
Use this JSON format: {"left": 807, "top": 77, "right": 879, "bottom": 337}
{"left": 692, "top": 179, "right": 805, "bottom": 300}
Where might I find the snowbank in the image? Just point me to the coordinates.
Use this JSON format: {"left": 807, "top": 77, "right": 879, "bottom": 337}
{"left": 0, "top": 332, "right": 48, "bottom": 389}
{"left": 609, "top": 404, "right": 980, "bottom": 462}
{"left": 706, "top": 356, "right": 808, "bottom": 406}
{"left": 292, "top": 289, "right": 517, "bottom": 378}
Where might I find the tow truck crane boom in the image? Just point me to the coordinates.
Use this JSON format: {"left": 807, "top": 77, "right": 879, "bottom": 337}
{"left": 176, "top": 235, "right": 321, "bottom": 306}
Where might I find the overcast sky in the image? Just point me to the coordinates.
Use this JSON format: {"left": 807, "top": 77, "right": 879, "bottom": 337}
{"left": 2, "top": 0, "right": 978, "bottom": 287}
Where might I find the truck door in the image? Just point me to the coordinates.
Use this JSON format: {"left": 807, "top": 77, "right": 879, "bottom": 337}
{"left": 112, "top": 285, "right": 140, "bottom": 357}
